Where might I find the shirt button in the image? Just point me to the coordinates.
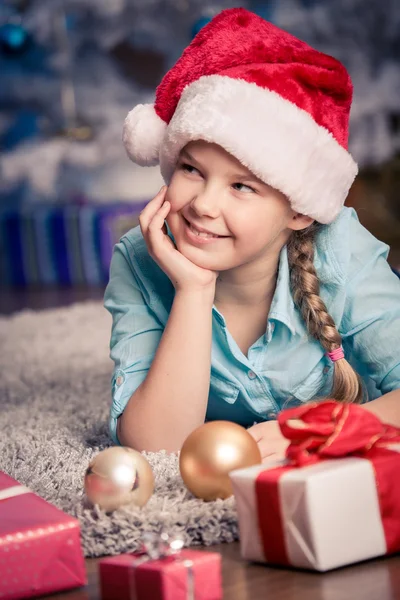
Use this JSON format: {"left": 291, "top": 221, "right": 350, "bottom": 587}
{"left": 267, "top": 411, "right": 277, "bottom": 420}
{"left": 323, "top": 367, "right": 330, "bottom": 374}
{"left": 247, "top": 370, "right": 257, "bottom": 380}
{"left": 269, "top": 322, "right": 275, "bottom": 332}
{"left": 116, "top": 376, "right": 124, "bottom": 386}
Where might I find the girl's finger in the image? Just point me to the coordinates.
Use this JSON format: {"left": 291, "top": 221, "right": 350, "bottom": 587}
{"left": 139, "top": 186, "right": 167, "bottom": 229}
{"left": 262, "top": 453, "right": 284, "bottom": 464}
{"left": 246, "top": 424, "right": 263, "bottom": 442}
{"left": 147, "top": 201, "right": 171, "bottom": 237}
{"left": 257, "top": 436, "right": 289, "bottom": 461}
{"left": 256, "top": 438, "right": 274, "bottom": 457}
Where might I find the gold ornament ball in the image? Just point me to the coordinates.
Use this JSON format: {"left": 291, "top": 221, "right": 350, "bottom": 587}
{"left": 179, "top": 421, "right": 262, "bottom": 501}
{"left": 84, "top": 447, "right": 154, "bottom": 511}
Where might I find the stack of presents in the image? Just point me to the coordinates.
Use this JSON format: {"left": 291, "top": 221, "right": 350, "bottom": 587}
{"left": 0, "top": 200, "right": 147, "bottom": 287}
{"left": 1, "top": 401, "right": 400, "bottom": 599}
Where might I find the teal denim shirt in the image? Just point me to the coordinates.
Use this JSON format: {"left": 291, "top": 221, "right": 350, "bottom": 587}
{"left": 104, "top": 207, "right": 400, "bottom": 445}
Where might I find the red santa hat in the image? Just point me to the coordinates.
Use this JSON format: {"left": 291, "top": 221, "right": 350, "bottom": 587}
{"left": 123, "top": 8, "right": 358, "bottom": 224}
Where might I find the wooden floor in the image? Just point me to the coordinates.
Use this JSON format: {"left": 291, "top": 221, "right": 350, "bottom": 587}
{"left": 45, "top": 544, "right": 400, "bottom": 600}
{"left": 2, "top": 287, "right": 400, "bottom": 600}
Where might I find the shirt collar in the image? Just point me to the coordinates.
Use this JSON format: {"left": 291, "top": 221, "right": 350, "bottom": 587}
{"left": 213, "top": 246, "right": 303, "bottom": 336}
{"left": 268, "top": 245, "right": 302, "bottom": 336}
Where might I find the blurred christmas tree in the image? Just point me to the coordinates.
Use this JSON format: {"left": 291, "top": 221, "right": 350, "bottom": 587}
{"left": 0, "top": 0, "right": 399, "bottom": 207}
{"left": 0, "top": 0, "right": 242, "bottom": 206}
{"left": 278, "top": 0, "right": 400, "bottom": 167}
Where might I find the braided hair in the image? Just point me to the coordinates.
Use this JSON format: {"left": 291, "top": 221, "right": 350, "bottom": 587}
{"left": 287, "top": 223, "right": 364, "bottom": 403}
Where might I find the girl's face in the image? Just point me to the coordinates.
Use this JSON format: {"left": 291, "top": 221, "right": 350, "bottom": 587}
{"left": 165, "top": 140, "right": 310, "bottom": 275}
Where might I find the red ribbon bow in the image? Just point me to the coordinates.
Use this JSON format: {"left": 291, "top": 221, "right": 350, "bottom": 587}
{"left": 255, "top": 401, "right": 400, "bottom": 564}
{"left": 278, "top": 400, "right": 400, "bottom": 467}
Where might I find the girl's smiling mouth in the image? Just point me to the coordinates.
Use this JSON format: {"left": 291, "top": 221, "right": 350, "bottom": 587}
{"left": 183, "top": 217, "right": 230, "bottom": 244}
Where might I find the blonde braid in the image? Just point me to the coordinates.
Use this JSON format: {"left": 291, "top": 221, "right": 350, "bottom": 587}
{"left": 287, "top": 223, "right": 364, "bottom": 403}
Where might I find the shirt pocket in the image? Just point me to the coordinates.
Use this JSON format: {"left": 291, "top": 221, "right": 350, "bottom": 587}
{"left": 111, "top": 368, "right": 127, "bottom": 406}
{"left": 289, "top": 361, "right": 333, "bottom": 404}
{"left": 209, "top": 370, "right": 240, "bottom": 405}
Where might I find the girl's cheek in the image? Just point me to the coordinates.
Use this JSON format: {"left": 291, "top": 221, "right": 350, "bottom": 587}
{"left": 166, "top": 190, "right": 186, "bottom": 214}
{"left": 165, "top": 210, "right": 180, "bottom": 235}
{"left": 164, "top": 185, "right": 172, "bottom": 204}
{"left": 164, "top": 183, "right": 179, "bottom": 210}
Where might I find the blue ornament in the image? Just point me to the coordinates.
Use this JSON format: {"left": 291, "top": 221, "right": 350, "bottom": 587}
{"left": 66, "top": 14, "right": 77, "bottom": 31}
{"left": 250, "top": 0, "right": 278, "bottom": 23}
{"left": 299, "top": 0, "right": 321, "bottom": 7}
{"left": 191, "top": 16, "right": 213, "bottom": 39}
{"left": 1, "top": 109, "right": 40, "bottom": 151}
{"left": 0, "top": 22, "right": 30, "bottom": 55}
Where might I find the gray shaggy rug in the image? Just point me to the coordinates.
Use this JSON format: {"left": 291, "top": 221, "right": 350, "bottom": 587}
{"left": 0, "top": 301, "right": 238, "bottom": 558}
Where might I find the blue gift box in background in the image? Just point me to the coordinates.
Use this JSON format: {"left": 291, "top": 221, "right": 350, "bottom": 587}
{"left": 0, "top": 202, "right": 146, "bottom": 287}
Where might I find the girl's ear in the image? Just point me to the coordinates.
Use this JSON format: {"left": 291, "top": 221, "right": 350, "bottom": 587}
{"left": 288, "top": 212, "right": 315, "bottom": 231}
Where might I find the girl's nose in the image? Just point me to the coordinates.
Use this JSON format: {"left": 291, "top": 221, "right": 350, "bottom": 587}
{"left": 190, "top": 187, "right": 221, "bottom": 219}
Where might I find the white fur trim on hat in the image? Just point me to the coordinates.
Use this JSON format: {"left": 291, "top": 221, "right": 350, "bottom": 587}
{"left": 123, "top": 103, "right": 167, "bottom": 167}
{"left": 158, "top": 75, "right": 358, "bottom": 224}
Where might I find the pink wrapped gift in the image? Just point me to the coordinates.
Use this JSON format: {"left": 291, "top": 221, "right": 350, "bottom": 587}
{"left": 0, "top": 472, "right": 87, "bottom": 599}
{"left": 99, "top": 534, "right": 222, "bottom": 600}
{"left": 230, "top": 401, "right": 400, "bottom": 572}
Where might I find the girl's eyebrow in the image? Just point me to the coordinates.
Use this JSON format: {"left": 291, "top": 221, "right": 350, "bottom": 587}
{"left": 179, "top": 149, "right": 265, "bottom": 185}
{"left": 179, "top": 148, "right": 201, "bottom": 165}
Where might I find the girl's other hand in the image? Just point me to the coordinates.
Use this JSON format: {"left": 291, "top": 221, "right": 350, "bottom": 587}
{"left": 139, "top": 186, "right": 218, "bottom": 294}
{"left": 247, "top": 420, "right": 289, "bottom": 463}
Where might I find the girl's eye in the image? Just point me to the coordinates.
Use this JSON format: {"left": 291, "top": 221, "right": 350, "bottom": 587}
{"left": 180, "top": 163, "right": 201, "bottom": 176}
{"left": 232, "top": 182, "right": 256, "bottom": 194}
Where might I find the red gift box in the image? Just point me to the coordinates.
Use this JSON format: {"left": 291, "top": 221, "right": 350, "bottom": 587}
{"left": 99, "top": 548, "right": 222, "bottom": 600}
{"left": 0, "top": 472, "right": 87, "bottom": 599}
{"left": 230, "top": 401, "right": 400, "bottom": 571}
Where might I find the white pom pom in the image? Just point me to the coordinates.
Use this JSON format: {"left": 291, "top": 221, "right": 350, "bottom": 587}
{"left": 122, "top": 104, "right": 167, "bottom": 167}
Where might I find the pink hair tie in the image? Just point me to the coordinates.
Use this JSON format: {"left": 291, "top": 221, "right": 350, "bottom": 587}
{"left": 326, "top": 346, "right": 345, "bottom": 362}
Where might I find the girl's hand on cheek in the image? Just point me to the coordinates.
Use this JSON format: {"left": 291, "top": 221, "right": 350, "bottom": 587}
{"left": 247, "top": 420, "right": 289, "bottom": 463}
{"left": 139, "top": 186, "right": 218, "bottom": 294}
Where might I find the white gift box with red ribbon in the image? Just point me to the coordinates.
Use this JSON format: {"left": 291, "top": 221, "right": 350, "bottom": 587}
{"left": 230, "top": 418, "right": 400, "bottom": 573}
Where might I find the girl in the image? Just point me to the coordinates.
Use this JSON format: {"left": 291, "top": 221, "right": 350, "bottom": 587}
{"left": 104, "top": 8, "right": 400, "bottom": 460}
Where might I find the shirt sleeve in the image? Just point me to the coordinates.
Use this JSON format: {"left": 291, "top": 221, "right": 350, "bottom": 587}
{"left": 339, "top": 216, "right": 400, "bottom": 396}
{"left": 103, "top": 241, "right": 164, "bottom": 444}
